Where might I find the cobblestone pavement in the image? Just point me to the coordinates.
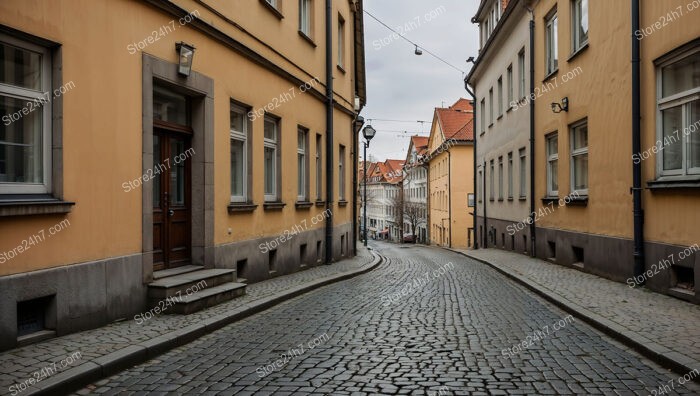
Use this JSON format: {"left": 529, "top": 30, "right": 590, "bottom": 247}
{"left": 0, "top": 247, "right": 374, "bottom": 394}
{"left": 77, "top": 242, "right": 700, "bottom": 395}
{"left": 460, "top": 248, "right": 700, "bottom": 371}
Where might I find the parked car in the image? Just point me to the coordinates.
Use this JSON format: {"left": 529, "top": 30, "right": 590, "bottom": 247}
{"left": 403, "top": 234, "right": 416, "bottom": 243}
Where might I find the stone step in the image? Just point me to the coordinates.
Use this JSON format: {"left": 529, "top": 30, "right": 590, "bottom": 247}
{"left": 165, "top": 282, "right": 247, "bottom": 315}
{"left": 147, "top": 269, "right": 235, "bottom": 300}
{"left": 153, "top": 264, "right": 203, "bottom": 280}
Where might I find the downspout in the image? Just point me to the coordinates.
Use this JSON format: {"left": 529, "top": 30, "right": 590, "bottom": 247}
{"left": 631, "top": 0, "right": 645, "bottom": 280}
{"left": 464, "top": 82, "right": 478, "bottom": 249}
{"left": 483, "top": 160, "right": 488, "bottom": 248}
{"left": 352, "top": 119, "right": 358, "bottom": 255}
{"left": 528, "top": 13, "right": 536, "bottom": 257}
{"left": 448, "top": 150, "right": 452, "bottom": 248}
{"left": 324, "top": 0, "right": 334, "bottom": 264}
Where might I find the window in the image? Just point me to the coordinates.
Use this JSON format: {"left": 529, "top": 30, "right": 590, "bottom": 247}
{"left": 518, "top": 49, "right": 526, "bottom": 99}
{"left": 264, "top": 116, "right": 279, "bottom": 201}
{"left": 297, "top": 128, "right": 308, "bottom": 201}
{"left": 230, "top": 103, "right": 249, "bottom": 202}
{"left": 339, "top": 145, "right": 346, "bottom": 200}
{"left": 337, "top": 15, "right": 345, "bottom": 68}
{"left": 507, "top": 64, "right": 513, "bottom": 106}
{"left": 498, "top": 156, "right": 503, "bottom": 200}
{"left": 315, "top": 133, "right": 322, "bottom": 200}
{"left": 266, "top": 0, "right": 278, "bottom": 8}
{"left": 656, "top": 49, "right": 700, "bottom": 177}
{"left": 519, "top": 148, "right": 527, "bottom": 198}
{"left": 507, "top": 152, "right": 513, "bottom": 199}
{"left": 478, "top": 170, "right": 483, "bottom": 203}
{"left": 0, "top": 35, "right": 51, "bottom": 194}
{"left": 545, "top": 11, "right": 559, "bottom": 75}
{"left": 489, "top": 88, "right": 494, "bottom": 126}
{"left": 546, "top": 133, "right": 559, "bottom": 196}
{"left": 299, "top": 0, "right": 312, "bottom": 37}
{"left": 570, "top": 121, "right": 588, "bottom": 194}
{"left": 480, "top": 99, "right": 486, "bottom": 133}
{"left": 489, "top": 159, "right": 495, "bottom": 201}
{"left": 572, "top": 0, "right": 589, "bottom": 52}
{"left": 497, "top": 77, "right": 503, "bottom": 117}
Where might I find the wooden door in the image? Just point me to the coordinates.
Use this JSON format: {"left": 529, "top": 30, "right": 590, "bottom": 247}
{"left": 153, "top": 128, "right": 192, "bottom": 270}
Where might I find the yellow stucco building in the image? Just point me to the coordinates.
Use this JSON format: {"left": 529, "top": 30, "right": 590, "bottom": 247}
{"left": 427, "top": 99, "right": 475, "bottom": 248}
{"left": 0, "top": 0, "right": 366, "bottom": 350}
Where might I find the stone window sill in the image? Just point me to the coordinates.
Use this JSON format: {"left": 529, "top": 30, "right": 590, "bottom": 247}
{"left": 259, "top": 0, "right": 284, "bottom": 19}
{"left": 298, "top": 31, "right": 317, "bottom": 47}
{"left": 647, "top": 177, "right": 700, "bottom": 190}
{"left": 314, "top": 200, "right": 326, "bottom": 207}
{"left": 228, "top": 202, "right": 258, "bottom": 213}
{"left": 0, "top": 195, "right": 75, "bottom": 217}
{"left": 338, "top": 200, "right": 348, "bottom": 207}
{"left": 263, "top": 201, "right": 286, "bottom": 211}
{"left": 295, "top": 201, "right": 313, "bottom": 209}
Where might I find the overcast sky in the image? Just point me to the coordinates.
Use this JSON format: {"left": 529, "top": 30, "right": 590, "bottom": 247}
{"left": 361, "top": 0, "right": 479, "bottom": 162}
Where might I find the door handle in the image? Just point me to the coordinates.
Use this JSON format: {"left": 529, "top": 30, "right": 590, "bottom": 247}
{"left": 168, "top": 209, "right": 175, "bottom": 217}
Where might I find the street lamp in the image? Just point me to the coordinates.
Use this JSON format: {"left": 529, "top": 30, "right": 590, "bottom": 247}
{"left": 175, "top": 42, "right": 196, "bottom": 76}
{"left": 362, "top": 124, "right": 376, "bottom": 247}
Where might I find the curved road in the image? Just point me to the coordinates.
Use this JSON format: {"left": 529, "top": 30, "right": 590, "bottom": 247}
{"left": 78, "top": 242, "right": 700, "bottom": 395}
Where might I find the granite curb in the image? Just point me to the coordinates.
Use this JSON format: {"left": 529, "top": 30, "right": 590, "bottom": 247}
{"left": 23, "top": 249, "right": 384, "bottom": 396}
{"left": 446, "top": 247, "right": 700, "bottom": 382}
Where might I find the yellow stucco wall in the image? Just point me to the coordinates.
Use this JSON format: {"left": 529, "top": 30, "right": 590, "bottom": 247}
{"left": 533, "top": 0, "right": 633, "bottom": 238}
{"left": 0, "top": 0, "right": 357, "bottom": 276}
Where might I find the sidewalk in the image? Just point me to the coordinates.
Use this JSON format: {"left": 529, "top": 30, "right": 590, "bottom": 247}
{"left": 450, "top": 247, "right": 700, "bottom": 378}
{"left": 0, "top": 247, "right": 381, "bottom": 396}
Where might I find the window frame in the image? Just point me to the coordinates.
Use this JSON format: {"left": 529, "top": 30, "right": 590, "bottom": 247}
{"left": 489, "top": 159, "right": 495, "bottom": 201}
{"left": 297, "top": 126, "right": 309, "bottom": 202}
{"left": 546, "top": 133, "right": 559, "bottom": 197}
{"left": 230, "top": 102, "right": 251, "bottom": 203}
{"left": 339, "top": 144, "right": 346, "bottom": 200}
{"left": 507, "top": 152, "right": 513, "bottom": 199}
{"left": 655, "top": 46, "right": 700, "bottom": 178}
{"left": 506, "top": 64, "right": 514, "bottom": 107}
{"left": 337, "top": 14, "right": 345, "bottom": 69}
{"left": 480, "top": 99, "right": 486, "bottom": 134}
{"left": 488, "top": 87, "right": 494, "bottom": 126}
{"left": 497, "top": 76, "right": 503, "bottom": 117}
{"left": 299, "top": 0, "right": 312, "bottom": 37}
{"left": 315, "top": 133, "right": 322, "bottom": 200}
{"left": 518, "top": 49, "right": 526, "bottom": 99}
{"left": 545, "top": 9, "right": 559, "bottom": 76}
{"left": 0, "top": 34, "right": 52, "bottom": 195}
{"left": 571, "top": 0, "right": 589, "bottom": 53}
{"left": 570, "top": 120, "right": 589, "bottom": 196}
{"left": 263, "top": 115, "right": 280, "bottom": 202}
{"left": 498, "top": 156, "right": 504, "bottom": 200}
{"left": 519, "top": 148, "right": 527, "bottom": 198}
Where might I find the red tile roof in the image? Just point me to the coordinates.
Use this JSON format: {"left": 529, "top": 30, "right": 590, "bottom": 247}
{"left": 410, "top": 136, "right": 429, "bottom": 156}
{"left": 434, "top": 98, "right": 474, "bottom": 142}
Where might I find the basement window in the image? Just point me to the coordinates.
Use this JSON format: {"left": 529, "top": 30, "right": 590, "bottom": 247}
{"left": 269, "top": 249, "right": 277, "bottom": 275}
{"left": 572, "top": 246, "right": 584, "bottom": 268}
{"left": 236, "top": 259, "right": 248, "bottom": 280}
{"left": 17, "top": 295, "right": 55, "bottom": 345}
{"left": 671, "top": 266, "right": 695, "bottom": 295}
{"left": 300, "top": 244, "right": 307, "bottom": 268}
{"left": 547, "top": 241, "right": 557, "bottom": 262}
{"left": 316, "top": 240, "right": 322, "bottom": 263}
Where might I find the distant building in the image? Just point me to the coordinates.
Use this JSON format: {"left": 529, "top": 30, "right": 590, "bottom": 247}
{"left": 403, "top": 136, "right": 429, "bottom": 243}
{"left": 362, "top": 160, "right": 405, "bottom": 241}
{"left": 427, "top": 99, "right": 475, "bottom": 248}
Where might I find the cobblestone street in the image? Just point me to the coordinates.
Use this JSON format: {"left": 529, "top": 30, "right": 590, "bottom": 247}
{"left": 77, "top": 242, "right": 700, "bottom": 395}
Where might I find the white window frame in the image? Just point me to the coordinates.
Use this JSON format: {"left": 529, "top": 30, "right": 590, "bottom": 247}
{"left": 337, "top": 15, "right": 345, "bottom": 68}
{"left": 519, "top": 148, "right": 527, "bottom": 198}
{"left": 498, "top": 156, "right": 504, "bottom": 200}
{"left": 299, "top": 0, "right": 311, "bottom": 36}
{"left": 264, "top": 116, "right": 279, "bottom": 202}
{"left": 315, "top": 133, "right": 322, "bottom": 200}
{"left": 489, "top": 88, "right": 494, "bottom": 126}
{"left": 230, "top": 103, "right": 248, "bottom": 203}
{"left": 507, "top": 64, "right": 513, "bottom": 106}
{"left": 297, "top": 127, "right": 308, "bottom": 201}
{"left": 570, "top": 121, "right": 589, "bottom": 195}
{"left": 339, "top": 144, "right": 346, "bottom": 200}
{"left": 489, "top": 159, "right": 495, "bottom": 201}
{"left": 0, "top": 34, "right": 52, "bottom": 194}
{"left": 518, "top": 49, "right": 526, "bottom": 99}
{"left": 507, "top": 152, "right": 513, "bottom": 199}
{"left": 480, "top": 99, "right": 486, "bottom": 133}
{"left": 656, "top": 47, "right": 700, "bottom": 178}
{"left": 545, "top": 10, "right": 558, "bottom": 76}
{"left": 571, "top": 0, "right": 589, "bottom": 53}
{"left": 266, "top": 0, "right": 278, "bottom": 9}
{"left": 497, "top": 77, "right": 503, "bottom": 117}
{"left": 546, "top": 133, "right": 559, "bottom": 196}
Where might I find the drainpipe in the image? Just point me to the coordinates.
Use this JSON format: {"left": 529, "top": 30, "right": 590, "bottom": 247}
{"left": 464, "top": 82, "right": 478, "bottom": 249}
{"left": 448, "top": 150, "right": 452, "bottom": 248}
{"left": 528, "top": 13, "right": 536, "bottom": 257}
{"left": 324, "top": 0, "right": 334, "bottom": 264}
{"left": 631, "top": 0, "right": 645, "bottom": 280}
{"left": 483, "top": 160, "right": 488, "bottom": 248}
{"left": 352, "top": 119, "right": 358, "bottom": 255}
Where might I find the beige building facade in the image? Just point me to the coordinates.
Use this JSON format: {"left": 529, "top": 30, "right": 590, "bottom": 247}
{"left": 0, "top": 0, "right": 366, "bottom": 350}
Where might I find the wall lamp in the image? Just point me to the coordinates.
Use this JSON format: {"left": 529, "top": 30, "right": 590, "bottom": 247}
{"left": 176, "top": 42, "right": 196, "bottom": 76}
{"left": 551, "top": 97, "right": 569, "bottom": 113}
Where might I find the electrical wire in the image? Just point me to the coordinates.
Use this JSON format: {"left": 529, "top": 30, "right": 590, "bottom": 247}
{"left": 364, "top": 9, "right": 467, "bottom": 75}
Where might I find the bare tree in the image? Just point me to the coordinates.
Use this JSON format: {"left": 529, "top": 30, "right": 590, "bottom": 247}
{"left": 403, "top": 201, "right": 425, "bottom": 239}
{"left": 386, "top": 188, "right": 404, "bottom": 242}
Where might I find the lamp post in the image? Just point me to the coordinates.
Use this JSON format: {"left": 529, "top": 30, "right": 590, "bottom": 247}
{"left": 362, "top": 124, "right": 376, "bottom": 247}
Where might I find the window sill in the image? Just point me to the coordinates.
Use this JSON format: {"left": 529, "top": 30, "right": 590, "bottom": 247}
{"left": 337, "top": 64, "right": 346, "bottom": 74}
{"left": 497, "top": 198, "right": 504, "bottom": 202}
{"left": 506, "top": 106, "right": 513, "bottom": 113}
{"left": 567, "top": 41, "right": 589, "bottom": 62}
{"left": 263, "top": 201, "right": 286, "bottom": 210}
{"left": 298, "top": 31, "right": 317, "bottom": 48}
{"left": 489, "top": 198, "right": 495, "bottom": 202}
{"left": 565, "top": 196, "right": 588, "bottom": 206}
{"left": 228, "top": 202, "right": 258, "bottom": 213}
{"left": 314, "top": 200, "right": 326, "bottom": 207}
{"left": 295, "top": 201, "right": 313, "bottom": 209}
{"left": 0, "top": 196, "right": 75, "bottom": 217}
{"left": 519, "top": 196, "right": 527, "bottom": 201}
{"left": 543, "top": 69, "right": 558, "bottom": 83}
{"left": 259, "top": 0, "right": 284, "bottom": 19}
{"left": 541, "top": 196, "right": 559, "bottom": 204}
{"left": 507, "top": 197, "right": 514, "bottom": 201}
{"left": 338, "top": 200, "right": 348, "bottom": 207}
{"left": 497, "top": 114, "right": 503, "bottom": 120}
{"left": 647, "top": 177, "right": 700, "bottom": 190}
